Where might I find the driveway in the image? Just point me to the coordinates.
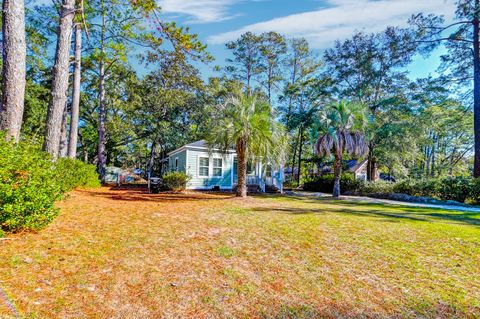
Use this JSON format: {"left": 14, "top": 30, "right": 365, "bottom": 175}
{"left": 285, "top": 191, "right": 480, "bottom": 213}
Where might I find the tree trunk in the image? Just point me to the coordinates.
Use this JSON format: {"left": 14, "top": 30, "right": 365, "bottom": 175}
{"left": 0, "top": 0, "right": 26, "bottom": 142}
{"left": 246, "top": 64, "right": 252, "bottom": 97}
{"left": 290, "top": 129, "right": 299, "bottom": 184}
{"left": 97, "top": 4, "right": 107, "bottom": 181}
{"left": 44, "top": 0, "right": 75, "bottom": 159}
{"left": 473, "top": 2, "right": 480, "bottom": 177}
{"left": 267, "top": 66, "right": 273, "bottom": 104}
{"left": 332, "top": 154, "right": 342, "bottom": 197}
{"left": 147, "top": 139, "right": 157, "bottom": 177}
{"left": 297, "top": 127, "right": 304, "bottom": 185}
{"left": 425, "top": 145, "right": 431, "bottom": 177}
{"left": 59, "top": 102, "right": 69, "bottom": 157}
{"left": 68, "top": 24, "right": 82, "bottom": 159}
{"left": 431, "top": 136, "right": 436, "bottom": 178}
{"left": 367, "top": 145, "right": 378, "bottom": 181}
{"left": 236, "top": 137, "right": 247, "bottom": 197}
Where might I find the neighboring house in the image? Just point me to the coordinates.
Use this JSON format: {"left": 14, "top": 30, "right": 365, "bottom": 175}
{"left": 104, "top": 166, "right": 147, "bottom": 185}
{"left": 314, "top": 159, "right": 369, "bottom": 181}
{"left": 347, "top": 159, "right": 368, "bottom": 181}
{"left": 165, "top": 140, "right": 284, "bottom": 192}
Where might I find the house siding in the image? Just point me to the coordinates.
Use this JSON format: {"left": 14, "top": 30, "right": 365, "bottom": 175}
{"left": 186, "top": 149, "right": 233, "bottom": 189}
{"left": 168, "top": 150, "right": 187, "bottom": 172}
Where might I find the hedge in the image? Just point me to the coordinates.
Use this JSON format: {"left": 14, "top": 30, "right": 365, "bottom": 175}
{"left": 303, "top": 174, "right": 480, "bottom": 204}
{"left": 303, "top": 173, "right": 362, "bottom": 194}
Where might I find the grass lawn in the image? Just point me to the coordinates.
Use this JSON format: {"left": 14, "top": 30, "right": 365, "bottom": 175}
{"left": 1, "top": 187, "right": 480, "bottom": 318}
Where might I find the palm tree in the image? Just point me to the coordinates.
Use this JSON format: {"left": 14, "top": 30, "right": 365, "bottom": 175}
{"left": 208, "top": 93, "right": 288, "bottom": 197}
{"left": 314, "top": 101, "right": 369, "bottom": 197}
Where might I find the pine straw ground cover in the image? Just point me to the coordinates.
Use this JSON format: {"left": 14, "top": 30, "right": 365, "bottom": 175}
{"left": 1, "top": 187, "right": 480, "bottom": 319}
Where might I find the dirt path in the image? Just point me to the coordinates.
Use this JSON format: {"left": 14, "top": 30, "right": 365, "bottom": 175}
{"left": 286, "top": 191, "right": 480, "bottom": 212}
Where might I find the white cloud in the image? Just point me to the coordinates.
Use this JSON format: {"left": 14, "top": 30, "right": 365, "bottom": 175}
{"left": 158, "top": 0, "right": 240, "bottom": 23}
{"left": 208, "top": 0, "right": 456, "bottom": 49}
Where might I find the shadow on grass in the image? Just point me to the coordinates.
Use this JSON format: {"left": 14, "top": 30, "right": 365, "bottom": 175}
{"left": 76, "top": 188, "right": 235, "bottom": 203}
{"left": 252, "top": 200, "right": 480, "bottom": 227}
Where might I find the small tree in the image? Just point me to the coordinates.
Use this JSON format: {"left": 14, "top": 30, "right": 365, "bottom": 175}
{"left": 207, "top": 93, "right": 288, "bottom": 198}
{"left": 314, "top": 101, "right": 369, "bottom": 197}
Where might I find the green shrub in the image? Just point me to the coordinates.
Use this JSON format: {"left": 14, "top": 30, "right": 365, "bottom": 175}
{"left": 55, "top": 158, "right": 100, "bottom": 192}
{"left": 0, "top": 137, "right": 100, "bottom": 233}
{"left": 437, "top": 176, "right": 472, "bottom": 203}
{"left": 0, "top": 139, "right": 63, "bottom": 232}
{"left": 393, "top": 179, "right": 440, "bottom": 198}
{"left": 359, "top": 177, "right": 480, "bottom": 203}
{"left": 162, "top": 171, "right": 190, "bottom": 192}
{"left": 303, "top": 173, "right": 362, "bottom": 194}
{"left": 469, "top": 178, "right": 480, "bottom": 204}
{"left": 357, "top": 180, "right": 395, "bottom": 194}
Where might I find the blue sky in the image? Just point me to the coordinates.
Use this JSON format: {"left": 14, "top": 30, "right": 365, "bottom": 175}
{"left": 157, "top": 0, "right": 456, "bottom": 80}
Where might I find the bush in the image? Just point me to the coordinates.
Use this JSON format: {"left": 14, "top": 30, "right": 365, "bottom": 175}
{"left": 0, "top": 137, "right": 100, "bottom": 233}
{"left": 0, "top": 139, "right": 62, "bottom": 232}
{"left": 392, "top": 179, "right": 440, "bottom": 198}
{"left": 162, "top": 171, "right": 190, "bottom": 192}
{"left": 303, "top": 173, "right": 362, "bottom": 194}
{"left": 437, "top": 176, "right": 472, "bottom": 203}
{"left": 55, "top": 158, "right": 100, "bottom": 192}
{"left": 357, "top": 180, "right": 395, "bottom": 194}
{"left": 356, "top": 177, "right": 480, "bottom": 204}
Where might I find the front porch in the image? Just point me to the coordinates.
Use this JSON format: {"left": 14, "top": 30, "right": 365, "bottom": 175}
{"left": 232, "top": 159, "right": 284, "bottom": 193}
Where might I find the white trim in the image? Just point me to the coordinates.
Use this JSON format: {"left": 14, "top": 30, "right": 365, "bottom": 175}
{"left": 168, "top": 144, "right": 236, "bottom": 156}
{"left": 174, "top": 157, "right": 179, "bottom": 171}
{"left": 352, "top": 160, "right": 368, "bottom": 174}
{"left": 230, "top": 153, "right": 234, "bottom": 187}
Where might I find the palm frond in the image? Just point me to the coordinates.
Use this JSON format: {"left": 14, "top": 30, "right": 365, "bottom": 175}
{"left": 205, "top": 92, "right": 289, "bottom": 163}
{"left": 313, "top": 100, "right": 369, "bottom": 160}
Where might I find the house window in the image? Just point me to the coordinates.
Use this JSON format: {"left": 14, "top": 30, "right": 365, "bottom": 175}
{"left": 247, "top": 161, "right": 255, "bottom": 175}
{"left": 199, "top": 157, "right": 209, "bottom": 177}
{"left": 175, "top": 157, "right": 179, "bottom": 171}
{"left": 266, "top": 164, "right": 272, "bottom": 177}
{"left": 213, "top": 158, "right": 222, "bottom": 177}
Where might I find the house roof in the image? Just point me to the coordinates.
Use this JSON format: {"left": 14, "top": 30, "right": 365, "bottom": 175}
{"left": 311, "top": 159, "right": 368, "bottom": 175}
{"left": 349, "top": 159, "right": 368, "bottom": 173}
{"left": 167, "top": 140, "right": 235, "bottom": 156}
{"left": 184, "top": 140, "right": 208, "bottom": 148}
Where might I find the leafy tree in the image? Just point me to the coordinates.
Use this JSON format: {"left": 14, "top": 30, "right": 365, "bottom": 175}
{"left": 410, "top": 0, "right": 480, "bottom": 176}
{"left": 258, "top": 31, "right": 287, "bottom": 103}
{"left": 138, "top": 51, "right": 206, "bottom": 176}
{"left": 323, "top": 28, "right": 418, "bottom": 180}
{"left": 313, "top": 101, "right": 369, "bottom": 197}
{"left": 225, "top": 32, "right": 263, "bottom": 96}
{"left": 78, "top": 0, "right": 205, "bottom": 180}
{"left": 280, "top": 38, "right": 326, "bottom": 184}
{"left": 207, "top": 93, "right": 288, "bottom": 197}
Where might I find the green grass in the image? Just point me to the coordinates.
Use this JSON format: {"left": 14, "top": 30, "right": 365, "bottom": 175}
{"left": 1, "top": 188, "right": 479, "bottom": 318}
